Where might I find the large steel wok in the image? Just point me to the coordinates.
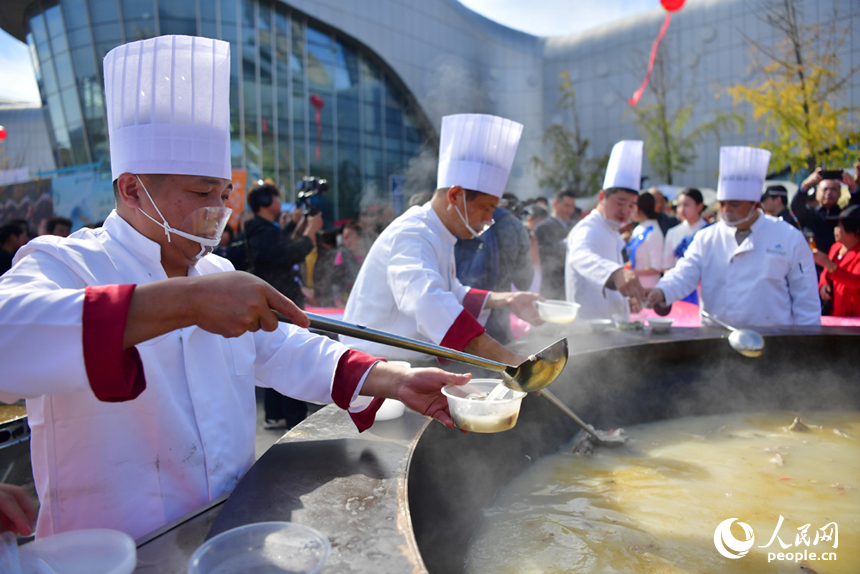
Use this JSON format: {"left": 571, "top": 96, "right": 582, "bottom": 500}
{"left": 137, "top": 327, "right": 859, "bottom": 573}
{"left": 408, "top": 329, "right": 860, "bottom": 573}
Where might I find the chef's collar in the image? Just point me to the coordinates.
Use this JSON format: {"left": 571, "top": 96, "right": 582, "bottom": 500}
{"left": 103, "top": 210, "right": 165, "bottom": 265}
{"left": 422, "top": 202, "right": 458, "bottom": 247}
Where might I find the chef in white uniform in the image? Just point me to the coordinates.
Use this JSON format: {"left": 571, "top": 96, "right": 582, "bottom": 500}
{"left": 343, "top": 114, "right": 542, "bottom": 366}
{"left": 565, "top": 140, "right": 648, "bottom": 319}
{"left": 0, "top": 36, "right": 468, "bottom": 540}
{"left": 646, "top": 146, "right": 820, "bottom": 326}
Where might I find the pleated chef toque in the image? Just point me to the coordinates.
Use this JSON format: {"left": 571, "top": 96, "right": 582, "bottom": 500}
{"left": 716, "top": 146, "right": 772, "bottom": 202}
{"left": 104, "top": 35, "right": 231, "bottom": 181}
{"left": 602, "top": 140, "right": 643, "bottom": 193}
{"left": 437, "top": 114, "right": 523, "bottom": 198}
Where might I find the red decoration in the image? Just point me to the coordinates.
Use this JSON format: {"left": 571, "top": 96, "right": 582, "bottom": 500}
{"left": 0, "top": 126, "right": 6, "bottom": 141}
{"left": 660, "top": 0, "right": 685, "bottom": 12}
{"left": 628, "top": 14, "right": 673, "bottom": 107}
{"left": 310, "top": 94, "right": 325, "bottom": 161}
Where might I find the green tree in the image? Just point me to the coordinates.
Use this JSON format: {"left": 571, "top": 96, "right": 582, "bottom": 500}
{"left": 532, "top": 71, "right": 608, "bottom": 196}
{"left": 629, "top": 41, "right": 742, "bottom": 184}
{"left": 726, "top": 0, "right": 859, "bottom": 175}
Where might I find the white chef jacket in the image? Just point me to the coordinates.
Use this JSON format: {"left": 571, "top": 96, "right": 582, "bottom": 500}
{"left": 342, "top": 203, "right": 488, "bottom": 362}
{"left": 629, "top": 219, "right": 664, "bottom": 289}
{"left": 0, "top": 212, "right": 378, "bottom": 540}
{"left": 564, "top": 210, "right": 627, "bottom": 320}
{"left": 662, "top": 218, "right": 708, "bottom": 270}
{"left": 655, "top": 214, "right": 820, "bottom": 326}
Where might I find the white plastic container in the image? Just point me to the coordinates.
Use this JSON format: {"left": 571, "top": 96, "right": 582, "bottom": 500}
{"left": 14, "top": 528, "right": 136, "bottom": 574}
{"left": 587, "top": 318, "right": 614, "bottom": 333}
{"left": 188, "top": 522, "right": 330, "bottom": 574}
{"left": 646, "top": 318, "right": 674, "bottom": 333}
{"left": 442, "top": 380, "right": 526, "bottom": 433}
{"left": 536, "top": 300, "right": 580, "bottom": 324}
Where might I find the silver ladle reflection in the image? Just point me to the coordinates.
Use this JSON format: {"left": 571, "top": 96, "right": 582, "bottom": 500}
{"left": 700, "top": 310, "right": 765, "bottom": 357}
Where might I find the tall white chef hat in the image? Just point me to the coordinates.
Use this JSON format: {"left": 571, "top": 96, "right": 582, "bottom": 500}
{"left": 437, "top": 114, "right": 523, "bottom": 198}
{"left": 602, "top": 140, "right": 643, "bottom": 192}
{"left": 716, "top": 146, "right": 772, "bottom": 202}
{"left": 103, "top": 35, "right": 232, "bottom": 181}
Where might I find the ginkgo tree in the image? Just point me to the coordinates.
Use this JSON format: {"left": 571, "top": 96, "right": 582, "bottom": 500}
{"left": 727, "top": 0, "right": 859, "bottom": 175}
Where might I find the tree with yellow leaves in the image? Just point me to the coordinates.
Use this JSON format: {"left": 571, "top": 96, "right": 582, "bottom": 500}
{"left": 727, "top": 0, "right": 859, "bottom": 175}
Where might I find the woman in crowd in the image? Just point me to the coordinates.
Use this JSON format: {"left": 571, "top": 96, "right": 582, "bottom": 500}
{"left": 662, "top": 188, "right": 709, "bottom": 304}
{"left": 815, "top": 205, "right": 860, "bottom": 317}
{"left": 627, "top": 191, "right": 664, "bottom": 289}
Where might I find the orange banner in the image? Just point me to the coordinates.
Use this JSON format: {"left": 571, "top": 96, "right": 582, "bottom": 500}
{"left": 227, "top": 169, "right": 248, "bottom": 231}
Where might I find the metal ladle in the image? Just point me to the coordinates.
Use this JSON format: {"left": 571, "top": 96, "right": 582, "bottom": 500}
{"left": 279, "top": 313, "right": 624, "bottom": 446}
{"left": 278, "top": 312, "right": 568, "bottom": 393}
{"left": 700, "top": 310, "right": 765, "bottom": 357}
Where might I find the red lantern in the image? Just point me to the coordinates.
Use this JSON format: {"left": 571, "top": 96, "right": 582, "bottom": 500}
{"left": 0, "top": 126, "right": 6, "bottom": 141}
{"left": 661, "top": 0, "right": 685, "bottom": 11}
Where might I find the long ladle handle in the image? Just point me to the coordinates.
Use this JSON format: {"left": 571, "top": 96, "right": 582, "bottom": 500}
{"left": 278, "top": 312, "right": 511, "bottom": 373}
{"left": 540, "top": 390, "right": 601, "bottom": 441}
{"left": 700, "top": 310, "right": 736, "bottom": 332}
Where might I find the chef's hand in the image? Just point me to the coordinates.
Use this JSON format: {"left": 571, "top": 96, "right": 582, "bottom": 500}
{"left": 0, "top": 484, "right": 37, "bottom": 536}
{"left": 820, "top": 283, "right": 833, "bottom": 301}
{"left": 190, "top": 272, "right": 309, "bottom": 337}
{"left": 361, "top": 362, "right": 471, "bottom": 428}
{"left": 812, "top": 249, "right": 837, "bottom": 272}
{"left": 507, "top": 292, "right": 544, "bottom": 325}
{"left": 125, "top": 272, "right": 310, "bottom": 348}
{"left": 644, "top": 288, "right": 666, "bottom": 309}
{"left": 608, "top": 268, "right": 647, "bottom": 301}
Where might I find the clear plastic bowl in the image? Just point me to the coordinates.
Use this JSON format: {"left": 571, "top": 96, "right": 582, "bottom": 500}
{"left": 188, "top": 522, "right": 330, "bottom": 574}
{"left": 442, "top": 380, "right": 526, "bottom": 433}
{"left": 646, "top": 317, "right": 674, "bottom": 333}
{"left": 587, "top": 318, "right": 614, "bottom": 333}
{"left": 16, "top": 528, "right": 136, "bottom": 574}
{"left": 536, "top": 300, "right": 580, "bottom": 324}
{"left": 612, "top": 313, "right": 644, "bottom": 331}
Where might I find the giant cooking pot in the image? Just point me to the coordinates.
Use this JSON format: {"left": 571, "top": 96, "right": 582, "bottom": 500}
{"left": 138, "top": 326, "right": 859, "bottom": 573}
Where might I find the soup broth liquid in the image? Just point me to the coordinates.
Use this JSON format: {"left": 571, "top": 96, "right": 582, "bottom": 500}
{"left": 466, "top": 412, "right": 859, "bottom": 574}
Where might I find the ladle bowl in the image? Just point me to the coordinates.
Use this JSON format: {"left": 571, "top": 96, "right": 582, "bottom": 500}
{"left": 700, "top": 310, "right": 765, "bottom": 357}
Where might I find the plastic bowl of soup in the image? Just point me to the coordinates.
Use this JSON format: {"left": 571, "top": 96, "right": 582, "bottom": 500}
{"left": 188, "top": 522, "right": 330, "bottom": 574}
{"left": 442, "top": 380, "right": 526, "bottom": 433}
{"left": 646, "top": 317, "right": 674, "bottom": 333}
{"left": 536, "top": 300, "right": 580, "bottom": 324}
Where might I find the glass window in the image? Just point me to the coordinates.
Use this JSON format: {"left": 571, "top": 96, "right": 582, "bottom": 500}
{"left": 71, "top": 47, "right": 96, "bottom": 81}
{"left": 62, "top": 0, "right": 90, "bottom": 32}
{"left": 60, "top": 86, "right": 83, "bottom": 128}
{"left": 92, "top": 22, "right": 123, "bottom": 45}
{"left": 68, "top": 27, "right": 92, "bottom": 49}
{"left": 30, "top": 13, "right": 48, "bottom": 52}
{"left": 39, "top": 51, "right": 59, "bottom": 95}
{"left": 220, "top": 0, "right": 237, "bottom": 26}
{"left": 87, "top": 0, "right": 120, "bottom": 25}
{"left": 200, "top": 0, "right": 217, "bottom": 39}
{"left": 122, "top": 0, "right": 155, "bottom": 20}
{"left": 159, "top": 1, "right": 195, "bottom": 20}
{"left": 45, "top": 5, "right": 65, "bottom": 40}
{"left": 54, "top": 50, "right": 76, "bottom": 90}
{"left": 159, "top": 19, "right": 197, "bottom": 36}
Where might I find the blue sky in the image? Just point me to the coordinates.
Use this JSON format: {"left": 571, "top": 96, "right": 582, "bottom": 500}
{"left": 0, "top": 1, "right": 659, "bottom": 104}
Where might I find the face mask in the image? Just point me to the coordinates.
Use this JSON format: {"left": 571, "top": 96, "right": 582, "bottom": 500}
{"left": 722, "top": 207, "right": 760, "bottom": 228}
{"left": 451, "top": 194, "right": 494, "bottom": 238}
{"left": 599, "top": 209, "right": 631, "bottom": 230}
{"left": 136, "top": 175, "right": 233, "bottom": 260}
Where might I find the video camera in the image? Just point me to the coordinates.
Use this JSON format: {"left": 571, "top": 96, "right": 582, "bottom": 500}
{"left": 296, "top": 176, "right": 328, "bottom": 216}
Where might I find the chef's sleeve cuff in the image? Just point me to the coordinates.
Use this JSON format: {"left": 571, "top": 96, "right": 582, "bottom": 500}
{"left": 463, "top": 288, "right": 490, "bottom": 318}
{"left": 82, "top": 284, "right": 146, "bottom": 402}
{"left": 332, "top": 349, "right": 385, "bottom": 432}
{"left": 437, "top": 309, "right": 485, "bottom": 366}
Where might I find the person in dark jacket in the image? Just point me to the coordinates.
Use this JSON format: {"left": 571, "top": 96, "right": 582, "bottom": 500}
{"left": 761, "top": 185, "right": 799, "bottom": 228}
{"left": 245, "top": 183, "right": 323, "bottom": 429}
{"left": 792, "top": 167, "right": 860, "bottom": 258}
{"left": 533, "top": 189, "right": 579, "bottom": 300}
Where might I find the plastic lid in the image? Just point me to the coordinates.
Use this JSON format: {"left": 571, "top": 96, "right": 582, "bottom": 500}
{"left": 18, "top": 528, "right": 136, "bottom": 574}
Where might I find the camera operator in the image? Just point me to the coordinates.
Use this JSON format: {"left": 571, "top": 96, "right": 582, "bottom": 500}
{"left": 245, "top": 183, "right": 323, "bottom": 430}
{"left": 792, "top": 164, "right": 860, "bottom": 257}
